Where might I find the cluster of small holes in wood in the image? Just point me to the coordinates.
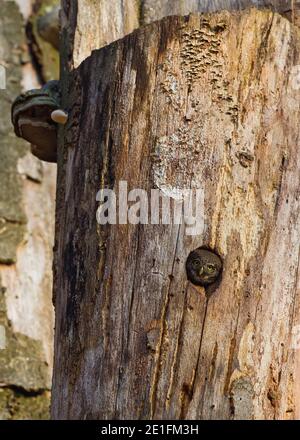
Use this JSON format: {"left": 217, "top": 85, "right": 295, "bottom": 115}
{"left": 180, "top": 17, "right": 238, "bottom": 120}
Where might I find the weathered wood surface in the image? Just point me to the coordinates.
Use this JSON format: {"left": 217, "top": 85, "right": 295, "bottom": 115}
{"left": 61, "top": 1, "right": 300, "bottom": 69}
{"left": 52, "top": 8, "right": 300, "bottom": 419}
{"left": 60, "top": 0, "right": 140, "bottom": 68}
{"left": 141, "top": 0, "right": 298, "bottom": 22}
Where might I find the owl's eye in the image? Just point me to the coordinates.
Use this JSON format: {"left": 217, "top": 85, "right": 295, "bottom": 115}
{"left": 206, "top": 264, "right": 216, "bottom": 273}
{"left": 192, "top": 259, "right": 201, "bottom": 269}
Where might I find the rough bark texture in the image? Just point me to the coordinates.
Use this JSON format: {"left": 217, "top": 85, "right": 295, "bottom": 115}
{"left": 0, "top": 0, "right": 57, "bottom": 420}
{"left": 52, "top": 7, "right": 300, "bottom": 419}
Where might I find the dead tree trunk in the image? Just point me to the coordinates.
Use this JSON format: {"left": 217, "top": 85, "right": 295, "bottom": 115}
{"left": 52, "top": 8, "right": 300, "bottom": 420}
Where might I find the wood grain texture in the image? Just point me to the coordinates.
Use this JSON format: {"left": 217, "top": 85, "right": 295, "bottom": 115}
{"left": 140, "top": 0, "right": 299, "bottom": 23}
{"left": 60, "top": 0, "right": 140, "bottom": 68}
{"left": 60, "top": 1, "right": 300, "bottom": 69}
{"left": 52, "top": 8, "right": 300, "bottom": 419}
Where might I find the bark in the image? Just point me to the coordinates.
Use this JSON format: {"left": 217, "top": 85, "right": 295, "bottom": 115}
{"left": 52, "top": 7, "right": 300, "bottom": 420}
{"left": 0, "top": 0, "right": 57, "bottom": 419}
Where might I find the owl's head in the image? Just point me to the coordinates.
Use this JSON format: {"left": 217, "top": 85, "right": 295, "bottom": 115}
{"left": 186, "top": 248, "right": 222, "bottom": 287}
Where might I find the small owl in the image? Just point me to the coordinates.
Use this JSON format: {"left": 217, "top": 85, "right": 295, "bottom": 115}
{"left": 186, "top": 248, "right": 222, "bottom": 287}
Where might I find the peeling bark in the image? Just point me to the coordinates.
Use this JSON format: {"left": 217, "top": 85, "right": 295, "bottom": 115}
{"left": 52, "top": 8, "right": 300, "bottom": 419}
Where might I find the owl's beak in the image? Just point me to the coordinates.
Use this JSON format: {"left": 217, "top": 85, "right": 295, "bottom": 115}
{"left": 199, "top": 267, "right": 204, "bottom": 276}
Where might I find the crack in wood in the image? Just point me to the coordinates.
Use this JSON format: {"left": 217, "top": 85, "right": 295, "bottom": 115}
{"left": 150, "top": 224, "right": 182, "bottom": 418}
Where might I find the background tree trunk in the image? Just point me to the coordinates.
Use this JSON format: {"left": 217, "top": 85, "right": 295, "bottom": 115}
{"left": 0, "top": 0, "right": 58, "bottom": 419}
{"left": 52, "top": 6, "right": 300, "bottom": 420}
